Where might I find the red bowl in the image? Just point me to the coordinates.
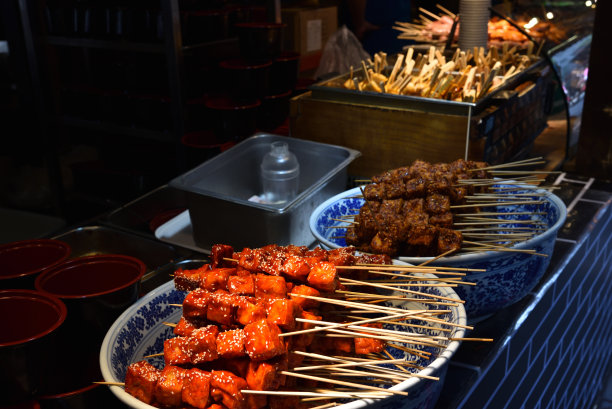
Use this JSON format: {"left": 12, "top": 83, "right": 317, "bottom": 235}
{"left": 219, "top": 58, "right": 273, "bottom": 100}
{"left": 0, "top": 239, "right": 71, "bottom": 289}
{"left": 204, "top": 96, "right": 261, "bottom": 141}
{"left": 181, "top": 9, "right": 229, "bottom": 44}
{"left": 38, "top": 380, "right": 119, "bottom": 409}
{"left": 35, "top": 254, "right": 145, "bottom": 298}
{"left": 0, "top": 290, "right": 67, "bottom": 405}
{"left": 181, "top": 130, "right": 237, "bottom": 169}
{"left": 34, "top": 255, "right": 145, "bottom": 393}
{"left": 270, "top": 51, "right": 300, "bottom": 94}
{"left": 258, "top": 90, "right": 292, "bottom": 131}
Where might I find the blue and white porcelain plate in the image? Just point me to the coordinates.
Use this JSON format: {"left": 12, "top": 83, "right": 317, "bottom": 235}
{"left": 309, "top": 184, "right": 567, "bottom": 321}
{"left": 100, "top": 269, "right": 466, "bottom": 409}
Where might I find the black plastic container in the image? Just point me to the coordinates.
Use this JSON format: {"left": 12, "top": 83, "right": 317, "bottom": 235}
{"left": 181, "top": 130, "right": 236, "bottom": 169}
{"left": 205, "top": 96, "right": 261, "bottom": 141}
{"left": 235, "top": 22, "right": 286, "bottom": 60}
{"left": 270, "top": 51, "right": 300, "bottom": 94}
{"left": 219, "top": 58, "right": 272, "bottom": 100}
{"left": 182, "top": 9, "right": 229, "bottom": 44}
{"left": 0, "top": 290, "right": 67, "bottom": 404}
{"left": 258, "top": 90, "right": 292, "bottom": 131}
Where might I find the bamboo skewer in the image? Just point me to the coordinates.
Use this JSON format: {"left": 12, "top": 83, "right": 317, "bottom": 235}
{"left": 450, "top": 200, "right": 544, "bottom": 208}
{"left": 281, "top": 371, "right": 409, "bottom": 396}
{"left": 280, "top": 312, "right": 412, "bottom": 338}
{"left": 98, "top": 382, "right": 397, "bottom": 401}
{"left": 244, "top": 390, "right": 393, "bottom": 399}
{"left": 294, "top": 358, "right": 412, "bottom": 372}
{"left": 341, "top": 264, "right": 477, "bottom": 273}
{"left": 462, "top": 240, "right": 548, "bottom": 256}
{"left": 339, "top": 277, "right": 465, "bottom": 303}
{"left": 454, "top": 219, "right": 546, "bottom": 225}
{"left": 457, "top": 213, "right": 545, "bottom": 219}
{"left": 298, "top": 317, "right": 449, "bottom": 344}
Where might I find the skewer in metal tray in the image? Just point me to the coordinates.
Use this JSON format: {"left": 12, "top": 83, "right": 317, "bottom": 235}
{"left": 309, "top": 56, "right": 547, "bottom": 117}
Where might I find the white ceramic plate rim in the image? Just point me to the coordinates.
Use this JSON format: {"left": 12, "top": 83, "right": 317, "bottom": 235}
{"left": 100, "top": 280, "right": 176, "bottom": 409}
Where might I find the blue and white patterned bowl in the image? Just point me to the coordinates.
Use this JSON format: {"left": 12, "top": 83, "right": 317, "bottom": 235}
{"left": 309, "top": 185, "right": 567, "bottom": 321}
{"left": 100, "top": 270, "right": 466, "bottom": 409}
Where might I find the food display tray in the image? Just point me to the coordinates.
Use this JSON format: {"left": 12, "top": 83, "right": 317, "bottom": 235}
{"left": 290, "top": 59, "right": 552, "bottom": 175}
{"left": 309, "top": 57, "right": 546, "bottom": 116}
{"left": 169, "top": 133, "right": 360, "bottom": 251}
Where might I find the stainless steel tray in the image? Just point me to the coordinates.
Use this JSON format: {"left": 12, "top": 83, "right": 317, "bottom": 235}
{"left": 309, "top": 57, "right": 546, "bottom": 116}
{"left": 169, "top": 133, "right": 361, "bottom": 251}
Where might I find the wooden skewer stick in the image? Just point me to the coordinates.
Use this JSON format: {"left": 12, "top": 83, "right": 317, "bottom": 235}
{"left": 324, "top": 367, "right": 418, "bottom": 382}
{"left": 462, "top": 240, "right": 548, "bottom": 256}
{"left": 339, "top": 277, "right": 465, "bottom": 303}
{"left": 419, "top": 7, "right": 441, "bottom": 21}
{"left": 329, "top": 364, "right": 436, "bottom": 381}
{"left": 322, "top": 328, "right": 447, "bottom": 350}
{"left": 418, "top": 248, "right": 456, "bottom": 267}
{"left": 387, "top": 343, "right": 432, "bottom": 358}
{"left": 340, "top": 269, "right": 466, "bottom": 281}
{"left": 280, "top": 311, "right": 411, "bottom": 337}
{"left": 419, "top": 14, "right": 434, "bottom": 24}
{"left": 341, "top": 264, "right": 476, "bottom": 273}
{"left": 455, "top": 219, "right": 546, "bottom": 225}
{"left": 94, "top": 381, "right": 125, "bottom": 386}
{"left": 436, "top": 3, "right": 456, "bottom": 18}
{"left": 372, "top": 318, "right": 453, "bottom": 333}
{"left": 338, "top": 290, "right": 437, "bottom": 300}
{"left": 461, "top": 247, "right": 548, "bottom": 257}
{"left": 458, "top": 216, "right": 547, "bottom": 225}
{"left": 455, "top": 175, "right": 545, "bottom": 184}
{"left": 456, "top": 211, "right": 546, "bottom": 217}
{"left": 342, "top": 281, "right": 457, "bottom": 288}
{"left": 288, "top": 292, "right": 428, "bottom": 315}
{"left": 450, "top": 200, "right": 544, "bottom": 208}
{"left": 469, "top": 191, "right": 550, "bottom": 197}
{"left": 489, "top": 171, "right": 560, "bottom": 177}
{"left": 330, "top": 217, "right": 358, "bottom": 224}
{"left": 459, "top": 227, "right": 544, "bottom": 233}
{"left": 307, "top": 402, "right": 340, "bottom": 409}
{"left": 243, "top": 390, "right": 391, "bottom": 398}
{"left": 388, "top": 54, "right": 405, "bottom": 84}
{"left": 471, "top": 157, "right": 545, "bottom": 170}
{"left": 382, "top": 350, "right": 416, "bottom": 374}
{"left": 299, "top": 317, "right": 448, "bottom": 345}
{"left": 280, "top": 371, "right": 409, "bottom": 396}
{"left": 294, "top": 358, "right": 410, "bottom": 372}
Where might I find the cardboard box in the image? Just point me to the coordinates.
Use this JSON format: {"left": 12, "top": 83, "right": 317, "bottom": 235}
{"left": 282, "top": 6, "right": 337, "bottom": 67}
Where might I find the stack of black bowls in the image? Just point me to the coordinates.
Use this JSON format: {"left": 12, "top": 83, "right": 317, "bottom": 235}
{"left": 183, "top": 14, "right": 303, "bottom": 169}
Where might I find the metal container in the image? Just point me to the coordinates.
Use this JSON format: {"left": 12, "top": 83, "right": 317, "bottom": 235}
{"left": 309, "top": 58, "right": 546, "bottom": 116}
{"left": 169, "top": 133, "right": 360, "bottom": 250}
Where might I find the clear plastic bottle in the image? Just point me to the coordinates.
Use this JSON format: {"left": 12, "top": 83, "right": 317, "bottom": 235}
{"left": 260, "top": 141, "right": 300, "bottom": 205}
